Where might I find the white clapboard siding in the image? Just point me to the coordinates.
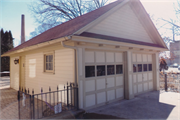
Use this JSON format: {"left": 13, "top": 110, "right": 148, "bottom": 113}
{"left": 25, "top": 48, "right": 75, "bottom": 94}
{"left": 10, "top": 56, "right": 19, "bottom": 90}
{"left": 20, "top": 56, "right": 26, "bottom": 88}
{"left": 86, "top": 4, "right": 153, "bottom": 43}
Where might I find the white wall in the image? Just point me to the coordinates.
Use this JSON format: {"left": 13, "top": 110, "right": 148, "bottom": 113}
{"left": 25, "top": 48, "right": 75, "bottom": 94}
{"left": 86, "top": 4, "right": 153, "bottom": 44}
{"left": 10, "top": 56, "right": 19, "bottom": 90}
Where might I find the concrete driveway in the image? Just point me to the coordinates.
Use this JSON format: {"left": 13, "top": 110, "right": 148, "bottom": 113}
{"left": 87, "top": 91, "right": 180, "bottom": 119}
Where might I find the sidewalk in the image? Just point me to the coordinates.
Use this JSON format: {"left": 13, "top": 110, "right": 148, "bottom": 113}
{"left": 0, "top": 88, "right": 19, "bottom": 119}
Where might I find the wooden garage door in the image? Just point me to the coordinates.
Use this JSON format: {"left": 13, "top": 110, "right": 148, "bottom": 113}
{"left": 132, "top": 53, "right": 153, "bottom": 95}
{"left": 84, "top": 50, "right": 124, "bottom": 109}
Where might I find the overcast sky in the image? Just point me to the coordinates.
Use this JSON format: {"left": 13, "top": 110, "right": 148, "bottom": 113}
{"left": 0, "top": 0, "right": 179, "bottom": 47}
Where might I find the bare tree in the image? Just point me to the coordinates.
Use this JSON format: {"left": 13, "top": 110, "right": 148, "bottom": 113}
{"left": 157, "top": 0, "right": 180, "bottom": 41}
{"left": 29, "top": 0, "right": 110, "bottom": 38}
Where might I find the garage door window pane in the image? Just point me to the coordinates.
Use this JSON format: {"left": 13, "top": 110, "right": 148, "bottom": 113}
{"left": 133, "top": 64, "right": 137, "bottom": 72}
{"left": 116, "top": 65, "right": 123, "bottom": 74}
{"left": 97, "top": 65, "right": 105, "bottom": 76}
{"left": 138, "top": 64, "right": 142, "bottom": 72}
{"left": 85, "top": 66, "right": 95, "bottom": 78}
{"left": 148, "top": 64, "right": 152, "bottom": 71}
{"left": 143, "top": 64, "right": 147, "bottom": 72}
{"left": 107, "top": 65, "right": 114, "bottom": 75}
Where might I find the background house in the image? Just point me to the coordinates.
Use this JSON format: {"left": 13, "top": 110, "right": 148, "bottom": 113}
{"left": 170, "top": 40, "right": 180, "bottom": 65}
{"left": 2, "top": 0, "right": 168, "bottom": 110}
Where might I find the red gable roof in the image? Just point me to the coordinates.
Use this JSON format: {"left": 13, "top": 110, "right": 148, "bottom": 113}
{"left": 4, "top": 0, "right": 124, "bottom": 55}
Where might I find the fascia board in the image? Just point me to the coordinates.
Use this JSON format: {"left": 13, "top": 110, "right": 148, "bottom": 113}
{"left": 1, "top": 37, "right": 67, "bottom": 57}
{"left": 71, "top": 36, "right": 169, "bottom": 51}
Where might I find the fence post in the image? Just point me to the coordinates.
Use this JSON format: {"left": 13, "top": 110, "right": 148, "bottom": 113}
{"left": 165, "top": 73, "right": 167, "bottom": 92}
{"left": 41, "top": 88, "right": 43, "bottom": 118}
{"left": 76, "top": 85, "right": 79, "bottom": 110}
{"left": 70, "top": 83, "right": 72, "bottom": 109}
{"left": 57, "top": 86, "right": 58, "bottom": 105}
{"left": 67, "top": 82, "right": 69, "bottom": 109}
{"left": 18, "top": 90, "right": 20, "bottom": 119}
{"left": 28, "top": 89, "right": 32, "bottom": 119}
{"left": 32, "top": 89, "right": 35, "bottom": 119}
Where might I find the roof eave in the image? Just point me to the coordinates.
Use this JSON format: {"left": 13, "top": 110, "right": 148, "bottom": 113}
{"left": 71, "top": 35, "right": 169, "bottom": 52}
{"left": 1, "top": 37, "right": 69, "bottom": 57}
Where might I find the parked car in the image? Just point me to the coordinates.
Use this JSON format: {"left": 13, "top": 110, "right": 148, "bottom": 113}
{"left": 0, "top": 71, "right": 10, "bottom": 76}
{"left": 170, "top": 63, "right": 179, "bottom": 68}
{"left": 178, "top": 66, "right": 180, "bottom": 70}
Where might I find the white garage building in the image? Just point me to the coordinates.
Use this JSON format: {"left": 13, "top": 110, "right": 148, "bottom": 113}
{"left": 2, "top": 0, "right": 168, "bottom": 110}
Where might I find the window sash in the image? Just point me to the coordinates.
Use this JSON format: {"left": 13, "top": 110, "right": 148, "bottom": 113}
{"left": 44, "top": 54, "right": 54, "bottom": 72}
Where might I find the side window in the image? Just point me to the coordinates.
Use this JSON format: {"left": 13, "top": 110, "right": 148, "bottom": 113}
{"left": 116, "top": 65, "right": 123, "bottom": 74}
{"left": 143, "top": 64, "right": 147, "bottom": 72}
{"left": 44, "top": 52, "right": 54, "bottom": 73}
{"left": 133, "top": 64, "right": 137, "bottom": 72}
{"left": 97, "top": 65, "right": 106, "bottom": 76}
{"left": 148, "top": 64, "right": 152, "bottom": 71}
{"left": 107, "top": 65, "right": 115, "bottom": 75}
{"left": 138, "top": 64, "right": 142, "bottom": 72}
{"left": 85, "top": 66, "right": 95, "bottom": 78}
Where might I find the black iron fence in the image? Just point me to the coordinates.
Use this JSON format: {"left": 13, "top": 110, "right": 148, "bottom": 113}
{"left": 17, "top": 82, "right": 79, "bottom": 119}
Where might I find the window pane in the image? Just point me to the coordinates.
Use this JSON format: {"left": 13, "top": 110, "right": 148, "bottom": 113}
{"left": 143, "top": 64, "right": 147, "bottom": 72}
{"left": 107, "top": 65, "right": 114, "bottom": 75}
{"left": 85, "top": 66, "right": 95, "bottom": 78}
{"left": 49, "top": 63, "right": 53, "bottom": 70}
{"left": 138, "top": 64, "right": 142, "bottom": 72}
{"left": 97, "top": 65, "right": 105, "bottom": 76}
{"left": 46, "top": 56, "right": 49, "bottom": 62}
{"left": 148, "top": 64, "right": 152, "bottom": 71}
{"left": 49, "top": 55, "right": 53, "bottom": 62}
{"left": 133, "top": 64, "right": 137, "bottom": 72}
{"left": 116, "top": 65, "right": 123, "bottom": 74}
{"left": 46, "top": 63, "right": 49, "bottom": 70}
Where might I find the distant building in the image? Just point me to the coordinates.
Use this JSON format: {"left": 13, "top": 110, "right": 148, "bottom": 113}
{"left": 170, "top": 40, "right": 180, "bottom": 65}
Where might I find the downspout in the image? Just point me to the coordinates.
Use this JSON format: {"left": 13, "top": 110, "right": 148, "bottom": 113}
{"left": 61, "top": 38, "right": 78, "bottom": 87}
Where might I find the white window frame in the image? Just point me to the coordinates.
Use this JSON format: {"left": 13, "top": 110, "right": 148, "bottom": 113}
{"left": 44, "top": 51, "right": 55, "bottom": 73}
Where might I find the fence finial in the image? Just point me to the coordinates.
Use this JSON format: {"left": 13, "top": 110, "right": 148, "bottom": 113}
{"left": 57, "top": 86, "right": 58, "bottom": 90}
{"left": 28, "top": 88, "right": 29, "bottom": 94}
{"left": 22, "top": 87, "right": 23, "bottom": 92}
{"left": 67, "top": 82, "right": 68, "bottom": 85}
{"left": 64, "top": 85, "right": 65, "bottom": 89}
{"left": 32, "top": 89, "right": 34, "bottom": 95}
{"left": 49, "top": 87, "right": 51, "bottom": 92}
{"left": 41, "top": 87, "right": 43, "bottom": 93}
{"left": 25, "top": 88, "right": 27, "bottom": 94}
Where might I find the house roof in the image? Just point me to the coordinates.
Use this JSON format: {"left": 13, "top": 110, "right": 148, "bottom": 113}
{"left": 2, "top": 0, "right": 168, "bottom": 56}
{"left": 3, "top": 0, "right": 124, "bottom": 56}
